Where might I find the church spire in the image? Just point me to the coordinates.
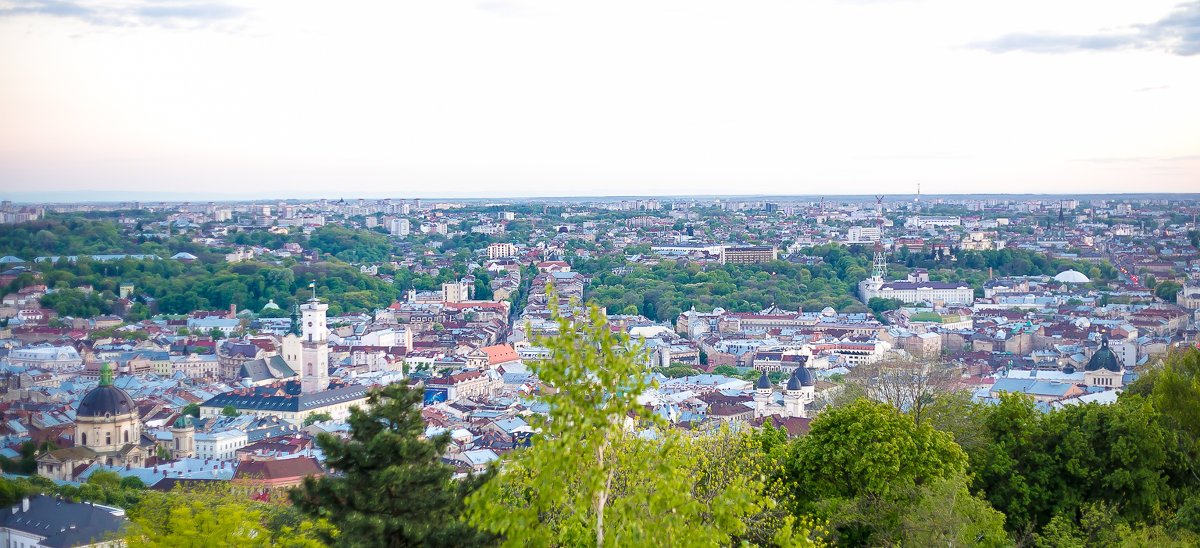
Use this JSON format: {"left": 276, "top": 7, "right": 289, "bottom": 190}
{"left": 289, "top": 302, "right": 301, "bottom": 336}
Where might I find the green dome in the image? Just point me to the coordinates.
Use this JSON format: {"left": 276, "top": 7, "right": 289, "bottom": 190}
{"left": 1085, "top": 336, "right": 1121, "bottom": 373}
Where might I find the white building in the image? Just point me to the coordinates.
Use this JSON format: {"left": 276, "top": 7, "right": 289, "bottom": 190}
{"left": 904, "top": 216, "right": 961, "bottom": 229}
{"left": 442, "top": 280, "right": 470, "bottom": 303}
{"left": 487, "top": 242, "right": 519, "bottom": 259}
{"left": 194, "top": 429, "right": 248, "bottom": 461}
{"left": 389, "top": 218, "right": 411, "bottom": 237}
{"left": 859, "top": 271, "right": 974, "bottom": 305}
{"left": 300, "top": 298, "right": 330, "bottom": 393}
{"left": 846, "top": 226, "right": 881, "bottom": 244}
{"left": 7, "top": 346, "right": 82, "bottom": 369}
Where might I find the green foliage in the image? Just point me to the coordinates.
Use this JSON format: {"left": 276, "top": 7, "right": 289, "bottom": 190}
{"left": 970, "top": 391, "right": 1191, "bottom": 538}
{"left": 40, "top": 288, "right": 112, "bottom": 318}
{"left": 783, "top": 399, "right": 966, "bottom": 505}
{"left": 222, "top": 405, "right": 239, "bottom": 417}
{"left": 777, "top": 399, "right": 971, "bottom": 545}
{"left": 1156, "top": 280, "right": 1182, "bottom": 301}
{"left": 578, "top": 244, "right": 874, "bottom": 322}
{"left": 308, "top": 225, "right": 393, "bottom": 263}
{"left": 655, "top": 364, "right": 700, "bottom": 378}
{"left": 302, "top": 412, "right": 332, "bottom": 426}
{"left": 290, "top": 383, "right": 493, "bottom": 548}
{"left": 0, "top": 441, "right": 53, "bottom": 475}
{"left": 466, "top": 295, "right": 770, "bottom": 547}
{"left": 1, "top": 474, "right": 144, "bottom": 509}
{"left": 87, "top": 470, "right": 123, "bottom": 489}
{"left": 900, "top": 473, "right": 1009, "bottom": 547}
{"left": 181, "top": 403, "right": 201, "bottom": 417}
{"left": 129, "top": 483, "right": 331, "bottom": 547}
{"left": 710, "top": 365, "right": 739, "bottom": 377}
{"left": 20, "top": 256, "right": 397, "bottom": 317}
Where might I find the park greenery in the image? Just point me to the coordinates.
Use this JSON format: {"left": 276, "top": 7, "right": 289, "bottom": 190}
{"left": 5, "top": 256, "right": 398, "bottom": 317}
{"left": 578, "top": 243, "right": 1117, "bottom": 322}
{"left": 3, "top": 216, "right": 1132, "bottom": 326}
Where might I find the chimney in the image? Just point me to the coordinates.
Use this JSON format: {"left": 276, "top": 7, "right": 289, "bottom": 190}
{"left": 21, "top": 497, "right": 29, "bottom": 512}
{"left": 230, "top": 303, "right": 237, "bottom": 318}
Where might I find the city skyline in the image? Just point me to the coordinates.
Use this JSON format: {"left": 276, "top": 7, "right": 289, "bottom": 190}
{"left": 2, "top": 0, "right": 1198, "bottom": 197}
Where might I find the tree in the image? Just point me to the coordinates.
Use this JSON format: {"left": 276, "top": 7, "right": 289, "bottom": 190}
{"left": 466, "top": 295, "right": 773, "bottom": 547}
{"left": 302, "top": 412, "right": 332, "bottom": 426}
{"left": 222, "top": 405, "right": 239, "bottom": 417}
{"left": 844, "top": 358, "right": 958, "bottom": 427}
{"left": 778, "top": 399, "right": 968, "bottom": 545}
{"left": 1156, "top": 280, "right": 1182, "bottom": 302}
{"left": 900, "top": 473, "right": 1008, "bottom": 547}
{"left": 969, "top": 391, "right": 1189, "bottom": 539}
{"left": 711, "top": 365, "right": 739, "bottom": 377}
{"left": 129, "top": 483, "right": 330, "bottom": 547}
{"left": 290, "top": 383, "right": 494, "bottom": 548}
{"left": 87, "top": 470, "right": 122, "bottom": 489}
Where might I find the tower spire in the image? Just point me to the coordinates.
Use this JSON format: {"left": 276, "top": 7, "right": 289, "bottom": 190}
{"left": 99, "top": 362, "right": 114, "bottom": 386}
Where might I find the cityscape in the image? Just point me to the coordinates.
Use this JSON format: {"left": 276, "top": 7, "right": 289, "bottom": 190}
{"left": 0, "top": 194, "right": 1199, "bottom": 545}
{"left": 3, "top": 0, "right": 1200, "bottom": 545}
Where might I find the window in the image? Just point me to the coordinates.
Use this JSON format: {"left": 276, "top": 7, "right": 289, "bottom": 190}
{"left": 124, "top": 429, "right": 129, "bottom": 443}
{"left": 81, "top": 432, "right": 87, "bottom": 445}
{"left": 106, "top": 432, "right": 111, "bottom": 445}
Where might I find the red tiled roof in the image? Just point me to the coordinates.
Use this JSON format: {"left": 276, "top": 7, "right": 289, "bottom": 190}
{"left": 233, "top": 457, "right": 322, "bottom": 480}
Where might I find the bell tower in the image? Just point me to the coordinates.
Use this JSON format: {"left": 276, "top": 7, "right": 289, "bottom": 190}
{"left": 300, "top": 297, "right": 330, "bottom": 393}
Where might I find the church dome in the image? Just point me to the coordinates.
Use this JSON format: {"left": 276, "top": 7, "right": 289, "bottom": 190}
{"left": 77, "top": 364, "right": 135, "bottom": 418}
{"left": 78, "top": 385, "right": 135, "bottom": 417}
{"left": 261, "top": 299, "right": 280, "bottom": 310}
{"left": 755, "top": 371, "right": 773, "bottom": 389}
{"left": 796, "top": 367, "right": 816, "bottom": 387}
{"left": 1053, "top": 269, "right": 1091, "bottom": 284}
{"left": 786, "top": 371, "right": 803, "bottom": 391}
{"left": 1084, "top": 336, "right": 1121, "bottom": 373}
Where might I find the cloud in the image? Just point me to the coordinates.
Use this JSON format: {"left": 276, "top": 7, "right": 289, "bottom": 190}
{"left": 972, "top": 1, "right": 1200, "bottom": 56}
{"left": 0, "top": 0, "right": 246, "bottom": 27}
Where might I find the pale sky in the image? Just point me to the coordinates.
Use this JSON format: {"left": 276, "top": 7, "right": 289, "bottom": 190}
{"left": 1, "top": 0, "right": 1198, "bottom": 200}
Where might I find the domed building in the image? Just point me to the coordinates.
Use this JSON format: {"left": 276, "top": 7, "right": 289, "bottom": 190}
{"left": 753, "top": 369, "right": 813, "bottom": 419}
{"left": 1053, "top": 269, "right": 1091, "bottom": 284}
{"left": 38, "top": 363, "right": 149, "bottom": 481}
{"left": 1084, "top": 334, "right": 1123, "bottom": 388}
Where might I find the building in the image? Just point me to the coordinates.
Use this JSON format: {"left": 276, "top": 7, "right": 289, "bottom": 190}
{"left": 0, "top": 496, "right": 127, "bottom": 548}
{"left": 237, "top": 355, "right": 299, "bottom": 386}
{"left": 1084, "top": 336, "right": 1123, "bottom": 389}
{"left": 722, "top": 246, "right": 777, "bottom": 265}
{"left": 846, "top": 226, "right": 881, "bottom": 244}
{"left": 38, "top": 364, "right": 150, "bottom": 480}
{"left": 233, "top": 457, "right": 324, "bottom": 502}
{"left": 389, "top": 218, "right": 410, "bottom": 237}
{"left": 442, "top": 280, "right": 470, "bottom": 303}
{"left": 199, "top": 381, "right": 370, "bottom": 425}
{"left": 195, "top": 430, "right": 249, "bottom": 461}
{"left": 7, "top": 345, "right": 82, "bottom": 369}
{"left": 751, "top": 369, "right": 813, "bottom": 419}
{"left": 486, "top": 242, "right": 519, "bottom": 259}
{"left": 859, "top": 270, "right": 974, "bottom": 305}
{"left": 904, "top": 216, "right": 961, "bottom": 229}
{"left": 299, "top": 298, "right": 330, "bottom": 394}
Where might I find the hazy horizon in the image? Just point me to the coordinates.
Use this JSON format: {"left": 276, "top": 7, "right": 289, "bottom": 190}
{"left": 3, "top": 0, "right": 1198, "bottom": 197}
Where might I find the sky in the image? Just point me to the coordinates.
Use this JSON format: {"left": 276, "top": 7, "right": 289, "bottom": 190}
{"left": 1, "top": 0, "right": 1198, "bottom": 200}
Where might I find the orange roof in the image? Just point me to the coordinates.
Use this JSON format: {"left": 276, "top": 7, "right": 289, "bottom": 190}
{"left": 482, "top": 344, "right": 519, "bottom": 365}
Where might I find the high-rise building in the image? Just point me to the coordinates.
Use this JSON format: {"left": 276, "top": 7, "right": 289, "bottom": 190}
{"left": 389, "top": 218, "right": 410, "bottom": 236}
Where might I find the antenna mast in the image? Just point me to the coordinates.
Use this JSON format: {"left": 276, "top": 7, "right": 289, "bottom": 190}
{"left": 872, "top": 195, "right": 886, "bottom": 280}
